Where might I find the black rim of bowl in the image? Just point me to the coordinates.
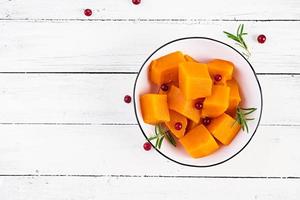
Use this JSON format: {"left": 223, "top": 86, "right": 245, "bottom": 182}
{"left": 133, "top": 37, "right": 263, "bottom": 168}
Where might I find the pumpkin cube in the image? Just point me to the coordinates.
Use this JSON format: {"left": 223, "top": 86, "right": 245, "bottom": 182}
{"left": 167, "top": 86, "right": 201, "bottom": 123}
{"left": 179, "top": 61, "right": 212, "bottom": 100}
{"left": 179, "top": 125, "right": 219, "bottom": 158}
{"left": 184, "top": 54, "right": 198, "bottom": 62}
{"left": 165, "top": 110, "right": 188, "bottom": 139}
{"left": 149, "top": 51, "right": 185, "bottom": 85}
{"left": 140, "top": 94, "right": 170, "bottom": 124}
{"left": 207, "top": 113, "right": 241, "bottom": 145}
{"left": 226, "top": 79, "right": 242, "bottom": 116}
{"left": 207, "top": 59, "right": 234, "bottom": 84}
{"left": 202, "top": 85, "right": 230, "bottom": 118}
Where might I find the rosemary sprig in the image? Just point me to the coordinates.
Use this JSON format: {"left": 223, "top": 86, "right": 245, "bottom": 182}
{"left": 235, "top": 107, "right": 257, "bottom": 133}
{"left": 223, "top": 24, "right": 251, "bottom": 58}
{"left": 148, "top": 124, "right": 176, "bottom": 149}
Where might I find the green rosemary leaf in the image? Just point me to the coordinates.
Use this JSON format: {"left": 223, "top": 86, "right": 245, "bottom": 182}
{"left": 237, "top": 24, "right": 241, "bottom": 36}
{"left": 148, "top": 135, "right": 158, "bottom": 141}
{"left": 223, "top": 31, "right": 240, "bottom": 42}
{"left": 244, "top": 109, "right": 257, "bottom": 115}
{"left": 235, "top": 107, "right": 256, "bottom": 133}
{"left": 245, "top": 118, "right": 255, "bottom": 121}
{"left": 155, "top": 137, "right": 159, "bottom": 148}
{"left": 165, "top": 131, "right": 177, "bottom": 147}
{"left": 158, "top": 136, "right": 165, "bottom": 149}
{"left": 152, "top": 124, "right": 177, "bottom": 149}
{"left": 239, "top": 36, "right": 248, "bottom": 49}
{"left": 155, "top": 125, "right": 159, "bottom": 136}
{"left": 240, "top": 24, "right": 244, "bottom": 35}
{"left": 223, "top": 24, "right": 250, "bottom": 58}
{"left": 240, "top": 107, "right": 256, "bottom": 111}
{"left": 244, "top": 119, "right": 249, "bottom": 133}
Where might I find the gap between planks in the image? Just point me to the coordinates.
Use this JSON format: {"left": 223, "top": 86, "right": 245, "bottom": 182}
{"left": 1, "top": 18, "right": 300, "bottom": 22}
{"left": 0, "top": 174, "right": 299, "bottom": 179}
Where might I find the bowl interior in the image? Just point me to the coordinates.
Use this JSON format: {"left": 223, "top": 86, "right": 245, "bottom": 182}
{"left": 134, "top": 37, "right": 262, "bottom": 167}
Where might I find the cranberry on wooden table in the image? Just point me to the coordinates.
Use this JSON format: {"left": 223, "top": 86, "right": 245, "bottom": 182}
{"left": 84, "top": 9, "right": 92, "bottom": 16}
{"left": 124, "top": 95, "right": 132, "bottom": 103}
{"left": 132, "top": 0, "right": 141, "bottom": 5}
{"left": 257, "top": 34, "right": 266, "bottom": 43}
{"left": 143, "top": 142, "right": 151, "bottom": 151}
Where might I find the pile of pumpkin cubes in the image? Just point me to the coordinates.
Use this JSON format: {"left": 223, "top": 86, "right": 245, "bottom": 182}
{"left": 140, "top": 51, "right": 242, "bottom": 158}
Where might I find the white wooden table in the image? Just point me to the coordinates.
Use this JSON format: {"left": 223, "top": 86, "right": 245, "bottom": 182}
{"left": 0, "top": 0, "right": 299, "bottom": 199}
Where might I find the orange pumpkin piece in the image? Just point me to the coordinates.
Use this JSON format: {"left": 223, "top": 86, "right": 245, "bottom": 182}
{"left": 207, "top": 59, "right": 234, "bottom": 84}
{"left": 202, "top": 85, "right": 230, "bottom": 118}
{"left": 140, "top": 94, "right": 170, "bottom": 124}
{"left": 184, "top": 55, "right": 198, "bottom": 62}
{"left": 179, "top": 124, "right": 219, "bottom": 158}
{"left": 167, "top": 85, "right": 201, "bottom": 123}
{"left": 226, "top": 79, "right": 242, "bottom": 116}
{"left": 165, "top": 110, "right": 188, "bottom": 139}
{"left": 149, "top": 51, "right": 185, "bottom": 85}
{"left": 186, "top": 119, "right": 200, "bottom": 132}
{"left": 207, "top": 113, "right": 241, "bottom": 145}
{"left": 179, "top": 61, "right": 212, "bottom": 100}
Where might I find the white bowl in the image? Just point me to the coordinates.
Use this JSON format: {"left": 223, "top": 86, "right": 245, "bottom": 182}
{"left": 133, "top": 37, "right": 263, "bottom": 167}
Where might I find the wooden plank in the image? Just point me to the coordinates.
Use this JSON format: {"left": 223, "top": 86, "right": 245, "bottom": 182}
{"left": 1, "top": 0, "right": 300, "bottom": 20}
{"left": 0, "top": 124, "right": 299, "bottom": 176}
{"left": 0, "top": 21, "right": 299, "bottom": 73}
{"left": 0, "top": 74, "right": 298, "bottom": 125}
{"left": 0, "top": 176, "right": 299, "bottom": 200}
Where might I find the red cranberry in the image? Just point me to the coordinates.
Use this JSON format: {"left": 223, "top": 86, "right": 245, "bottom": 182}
{"left": 214, "top": 74, "right": 222, "bottom": 82}
{"left": 124, "top": 95, "right": 132, "bottom": 103}
{"left": 160, "top": 84, "right": 169, "bottom": 92}
{"left": 257, "top": 34, "right": 266, "bottom": 43}
{"left": 143, "top": 142, "right": 151, "bottom": 151}
{"left": 174, "top": 122, "right": 182, "bottom": 130}
{"left": 195, "top": 101, "right": 203, "bottom": 110}
{"left": 132, "top": 0, "right": 141, "bottom": 5}
{"left": 202, "top": 117, "right": 211, "bottom": 126}
{"left": 84, "top": 9, "right": 92, "bottom": 17}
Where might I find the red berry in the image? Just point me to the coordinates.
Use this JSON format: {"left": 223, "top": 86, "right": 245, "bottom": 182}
{"left": 214, "top": 74, "right": 222, "bottom": 82}
{"left": 257, "top": 34, "right": 266, "bottom": 43}
{"left": 143, "top": 142, "right": 151, "bottom": 151}
{"left": 202, "top": 117, "right": 211, "bottom": 126}
{"left": 124, "top": 95, "right": 132, "bottom": 103}
{"left": 195, "top": 101, "right": 203, "bottom": 110}
{"left": 132, "top": 0, "right": 141, "bottom": 5}
{"left": 84, "top": 9, "right": 92, "bottom": 17}
{"left": 160, "top": 84, "right": 169, "bottom": 92}
{"left": 174, "top": 122, "right": 182, "bottom": 130}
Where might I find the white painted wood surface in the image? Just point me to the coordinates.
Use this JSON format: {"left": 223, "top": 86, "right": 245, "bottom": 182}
{"left": 0, "top": 21, "right": 299, "bottom": 73}
{"left": 0, "top": 176, "right": 299, "bottom": 200}
{"left": 0, "top": 0, "right": 299, "bottom": 199}
{"left": 0, "top": 0, "right": 300, "bottom": 19}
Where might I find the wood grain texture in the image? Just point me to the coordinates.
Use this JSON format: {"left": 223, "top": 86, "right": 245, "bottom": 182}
{"left": 0, "top": 0, "right": 300, "bottom": 20}
{"left": 0, "top": 21, "right": 299, "bottom": 73}
{"left": 0, "top": 125, "right": 299, "bottom": 176}
{"left": 0, "top": 176, "right": 299, "bottom": 200}
{"left": 0, "top": 74, "right": 298, "bottom": 125}
{"left": 0, "top": 0, "right": 300, "bottom": 198}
